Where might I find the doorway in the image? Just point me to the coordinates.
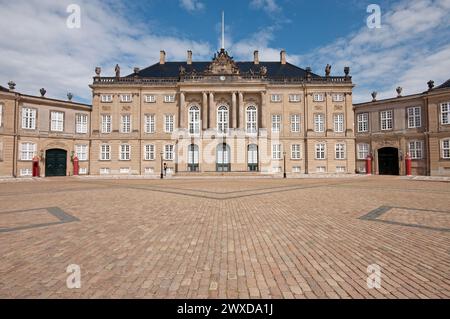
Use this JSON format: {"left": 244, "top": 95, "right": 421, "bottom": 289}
{"left": 378, "top": 147, "right": 399, "bottom": 175}
{"left": 45, "top": 149, "right": 67, "bottom": 177}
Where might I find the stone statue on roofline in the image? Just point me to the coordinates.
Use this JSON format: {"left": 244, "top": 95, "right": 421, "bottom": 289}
{"left": 325, "top": 64, "right": 332, "bottom": 77}
{"left": 115, "top": 64, "right": 120, "bottom": 78}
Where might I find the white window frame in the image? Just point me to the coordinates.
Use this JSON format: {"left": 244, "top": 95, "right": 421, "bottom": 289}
{"left": 314, "top": 113, "right": 325, "bottom": 133}
{"left": 271, "top": 94, "right": 282, "bottom": 103}
{"left": 120, "top": 114, "right": 132, "bottom": 133}
{"left": 332, "top": 93, "right": 344, "bottom": 102}
{"left": 101, "top": 114, "right": 112, "bottom": 134}
{"left": 441, "top": 139, "right": 450, "bottom": 159}
{"left": 100, "top": 95, "right": 113, "bottom": 103}
{"left": 75, "top": 144, "right": 88, "bottom": 161}
{"left": 272, "top": 144, "right": 282, "bottom": 160}
{"left": 120, "top": 94, "right": 132, "bottom": 103}
{"left": 289, "top": 94, "right": 301, "bottom": 103}
{"left": 335, "top": 143, "right": 346, "bottom": 160}
{"left": 164, "top": 114, "right": 175, "bottom": 133}
{"left": 20, "top": 169, "right": 33, "bottom": 177}
{"left": 409, "top": 140, "right": 423, "bottom": 160}
{"left": 144, "top": 95, "right": 156, "bottom": 103}
{"left": 217, "top": 106, "right": 229, "bottom": 134}
{"left": 50, "top": 111, "right": 64, "bottom": 132}
{"left": 246, "top": 106, "right": 258, "bottom": 134}
{"left": 291, "top": 114, "right": 300, "bottom": 133}
{"left": 20, "top": 142, "right": 36, "bottom": 161}
{"left": 357, "top": 143, "right": 369, "bottom": 160}
{"left": 100, "top": 144, "right": 111, "bottom": 161}
{"left": 144, "top": 114, "right": 155, "bottom": 134}
{"left": 144, "top": 144, "right": 155, "bottom": 161}
{"left": 120, "top": 144, "right": 131, "bottom": 161}
{"left": 22, "top": 107, "right": 36, "bottom": 130}
{"left": 441, "top": 102, "right": 450, "bottom": 125}
{"left": 272, "top": 114, "right": 281, "bottom": 133}
{"left": 164, "top": 95, "right": 175, "bottom": 103}
{"left": 313, "top": 93, "right": 324, "bottom": 102}
{"left": 164, "top": 144, "right": 174, "bottom": 161}
{"left": 189, "top": 106, "right": 201, "bottom": 135}
{"left": 315, "top": 143, "right": 326, "bottom": 160}
{"left": 408, "top": 107, "right": 421, "bottom": 128}
{"left": 381, "top": 110, "right": 393, "bottom": 131}
{"left": 291, "top": 144, "right": 301, "bottom": 160}
{"left": 76, "top": 114, "right": 88, "bottom": 134}
{"left": 334, "top": 114, "right": 344, "bottom": 133}
{"left": 357, "top": 113, "right": 369, "bottom": 133}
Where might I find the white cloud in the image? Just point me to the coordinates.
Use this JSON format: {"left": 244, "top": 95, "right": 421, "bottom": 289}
{"left": 250, "top": 0, "right": 281, "bottom": 13}
{"left": 180, "top": 0, "right": 204, "bottom": 12}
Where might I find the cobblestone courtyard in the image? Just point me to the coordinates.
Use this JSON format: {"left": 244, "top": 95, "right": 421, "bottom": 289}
{"left": 0, "top": 176, "right": 449, "bottom": 299}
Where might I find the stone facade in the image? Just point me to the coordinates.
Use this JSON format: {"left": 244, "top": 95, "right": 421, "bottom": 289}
{"left": 354, "top": 81, "right": 450, "bottom": 176}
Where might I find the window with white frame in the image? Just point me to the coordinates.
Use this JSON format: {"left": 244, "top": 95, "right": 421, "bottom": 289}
{"left": 20, "top": 143, "right": 36, "bottom": 161}
{"left": 441, "top": 139, "right": 450, "bottom": 159}
{"left": 217, "top": 106, "right": 229, "bottom": 134}
{"left": 272, "top": 144, "right": 282, "bottom": 160}
{"left": 316, "top": 166, "right": 326, "bottom": 173}
{"left": 189, "top": 106, "right": 201, "bottom": 135}
{"left": 334, "top": 114, "right": 344, "bottom": 133}
{"left": 292, "top": 166, "right": 301, "bottom": 173}
{"left": 315, "top": 143, "right": 326, "bottom": 159}
{"left": 144, "top": 114, "right": 155, "bottom": 134}
{"left": 76, "top": 114, "right": 88, "bottom": 134}
{"left": 408, "top": 107, "right": 421, "bottom": 128}
{"left": 75, "top": 144, "right": 88, "bottom": 161}
{"left": 314, "top": 113, "right": 325, "bottom": 132}
{"left": 272, "top": 114, "right": 281, "bottom": 133}
{"left": 164, "top": 114, "right": 174, "bottom": 133}
{"left": 441, "top": 102, "right": 450, "bottom": 124}
{"left": 164, "top": 95, "right": 175, "bottom": 103}
{"left": 100, "top": 95, "right": 113, "bottom": 103}
{"left": 357, "top": 113, "right": 369, "bottom": 132}
{"left": 20, "top": 169, "right": 32, "bottom": 177}
{"left": 408, "top": 141, "right": 423, "bottom": 159}
{"left": 246, "top": 106, "right": 257, "bottom": 134}
{"left": 332, "top": 93, "right": 344, "bottom": 102}
{"left": 164, "top": 144, "right": 174, "bottom": 160}
{"left": 335, "top": 143, "right": 346, "bottom": 160}
{"left": 271, "top": 94, "right": 282, "bottom": 102}
{"left": 144, "top": 95, "right": 156, "bottom": 103}
{"left": 120, "top": 168, "right": 130, "bottom": 174}
{"left": 380, "top": 110, "right": 393, "bottom": 130}
{"left": 291, "top": 144, "right": 301, "bottom": 160}
{"left": 144, "top": 167, "right": 154, "bottom": 174}
{"left": 79, "top": 168, "right": 87, "bottom": 175}
{"left": 100, "top": 168, "right": 110, "bottom": 175}
{"left": 313, "top": 93, "right": 324, "bottom": 102}
{"left": 100, "top": 144, "right": 111, "bottom": 161}
{"left": 144, "top": 144, "right": 155, "bottom": 161}
{"left": 120, "top": 114, "right": 131, "bottom": 133}
{"left": 50, "top": 111, "right": 64, "bottom": 132}
{"left": 22, "top": 107, "right": 36, "bottom": 130}
{"left": 357, "top": 143, "right": 369, "bottom": 160}
{"left": 336, "top": 166, "right": 346, "bottom": 173}
{"left": 291, "top": 114, "right": 300, "bottom": 132}
{"left": 120, "top": 94, "right": 132, "bottom": 103}
{"left": 289, "top": 94, "right": 301, "bottom": 102}
{"left": 101, "top": 114, "right": 112, "bottom": 133}
{"left": 120, "top": 144, "right": 131, "bottom": 161}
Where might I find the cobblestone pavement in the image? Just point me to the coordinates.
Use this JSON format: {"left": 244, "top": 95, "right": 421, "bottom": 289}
{"left": 0, "top": 176, "right": 449, "bottom": 299}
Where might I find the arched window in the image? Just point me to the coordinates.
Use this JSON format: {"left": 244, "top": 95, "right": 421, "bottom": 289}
{"left": 246, "top": 106, "right": 257, "bottom": 134}
{"left": 217, "top": 106, "right": 229, "bottom": 134}
{"left": 189, "top": 106, "right": 200, "bottom": 134}
{"left": 216, "top": 143, "right": 231, "bottom": 172}
{"left": 188, "top": 144, "right": 199, "bottom": 172}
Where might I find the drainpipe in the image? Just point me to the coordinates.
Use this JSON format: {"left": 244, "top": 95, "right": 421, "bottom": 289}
{"left": 12, "top": 93, "right": 19, "bottom": 178}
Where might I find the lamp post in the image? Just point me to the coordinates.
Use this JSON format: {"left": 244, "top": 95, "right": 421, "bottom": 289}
{"left": 283, "top": 151, "right": 287, "bottom": 179}
{"left": 160, "top": 152, "right": 164, "bottom": 179}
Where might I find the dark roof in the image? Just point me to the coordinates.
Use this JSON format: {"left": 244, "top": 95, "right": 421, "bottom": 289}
{"left": 0, "top": 85, "right": 10, "bottom": 92}
{"left": 127, "top": 62, "right": 322, "bottom": 79}
{"left": 434, "top": 78, "right": 450, "bottom": 90}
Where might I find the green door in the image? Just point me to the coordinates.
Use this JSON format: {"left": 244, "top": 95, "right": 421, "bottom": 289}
{"left": 45, "top": 149, "right": 67, "bottom": 177}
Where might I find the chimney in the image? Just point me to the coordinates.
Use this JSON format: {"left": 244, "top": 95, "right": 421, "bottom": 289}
{"left": 254, "top": 50, "right": 259, "bottom": 65}
{"left": 187, "top": 50, "right": 192, "bottom": 65}
{"left": 280, "top": 49, "right": 286, "bottom": 65}
{"left": 160, "top": 50, "right": 166, "bottom": 65}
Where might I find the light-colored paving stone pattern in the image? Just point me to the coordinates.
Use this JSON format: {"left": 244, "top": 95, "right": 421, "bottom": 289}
{"left": 0, "top": 176, "right": 449, "bottom": 299}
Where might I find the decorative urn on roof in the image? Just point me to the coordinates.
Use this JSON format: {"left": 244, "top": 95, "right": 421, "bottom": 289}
{"left": 8, "top": 81, "right": 16, "bottom": 90}
{"left": 371, "top": 91, "right": 377, "bottom": 102}
{"left": 67, "top": 92, "right": 73, "bottom": 101}
{"left": 95, "top": 67, "right": 101, "bottom": 77}
{"left": 396, "top": 86, "right": 403, "bottom": 97}
{"left": 40, "top": 88, "right": 46, "bottom": 97}
{"left": 427, "top": 80, "right": 435, "bottom": 90}
{"left": 325, "top": 64, "right": 332, "bottom": 77}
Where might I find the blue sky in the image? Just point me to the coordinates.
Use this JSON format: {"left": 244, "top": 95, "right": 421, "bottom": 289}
{"left": 0, "top": 0, "right": 449, "bottom": 103}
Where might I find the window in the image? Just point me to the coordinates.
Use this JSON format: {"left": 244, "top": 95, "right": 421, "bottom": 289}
{"left": 20, "top": 169, "right": 32, "bottom": 177}
{"left": 120, "top": 114, "right": 131, "bottom": 133}
{"left": 314, "top": 114, "right": 325, "bottom": 132}
{"left": 291, "top": 144, "right": 301, "bottom": 159}
{"left": 144, "top": 167, "right": 154, "bottom": 174}
{"left": 313, "top": 93, "right": 324, "bottom": 102}
{"left": 380, "top": 110, "right": 393, "bottom": 130}
{"left": 76, "top": 114, "right": 88, "bottom": 134}
{"left": 101, "top": 95, "right": 112, "bottom": 103}
{"left": 409, "top": 141, "right": 423, "bottom": 159}
{"left": 75, "top": 145, "right": 88, "bottom": 161}
{"left": 316, "top": 166, "right": 326, "bottom": 173}
{"left": 20, "top": 143, "right": 36, "bottom": 161}
{"left": 291, "top": 114, "right": 300, "bottom": 133}
{"left": 50, "top": 111, "right": 64, "bottom": 132}
{"left": 292, "top": 166, "right": 301, "bottom": 173}
{"left": 144, "top": 144, "right": 155, "bottom": 161}
{"left": 289, "top": 94, "right": 301, "bottom": 102}
{"left": 100, "top": 168, "right": 110, "bottom": 175}
{"left": 0, "top": 141, "right": 3, "bottom": 161}
{"left": 101, "top": 115, "right": 112, "bottom": 133}
{"left": 164, "top": 114, "right": 175, "bottom": 133}
{"left": 357, "top": 113, "right": 369, "bottom": 132}
{"left": 336, "top": 166, "right": 346, "bottom": 173}
{"left": 357, "top": 143, "right": 369, "bottom": 160}
{"left": 333, "top": 94, "right": 344, "bottom": 102}
{"left": 120, "top": 144, "right": 131, "bottom": 161}
{"left": 100, "top": 144, "right": 111, "bottom": 161}
{"left": 335, "top": 143, "right": 346, "bottom": 160}
{"left": 272, "top": 114, "right": 281, "bottom": 133}
{"left": 164, "top": 145, "right": 174, "bottom": 160}
{"left": 334, "top": 114, "right": 344, "bottom": 133}
{"left": 272, "top": 144, "right": 281, "bottom": 160}
{"left": 120, "top": 94, "right": 132, "bottom": 103}
{"left": 441, "top": 139, "right": 450, "bottom": 159}
{"left": 271, "top": 94, "right": 282, "bottom": 102}
{"left": 217, "top": 106, "right": 229, "bottom": 134}
{"left": 164, "top": 95, "right": 175, "bottom": 103}
{"left": 0, "top": 104, "right": 3, "bottom": 127}
{"left": 144, "top": 114, "right": 155, "bottom": 134}
{"left": 189, "top": 106, "right": 201, "bottom": 134}
{"left": 441, "top": 102, "right": 450, "bottom": 124}
{"left": 246, "top": 106, "right": 257, "bottom": 134}
{"left": 22, "top": 107, "right": 36, "bottom": 130}
{"left": 408, "top": 107, "right": 421, "bottom": 128}
{"left": 315, "top": 143, "right": 326, "bottom": 160}
{"left": 144, "top": 95, "right": 156, "bottom": 103}
{"left": 120, "top": 168, "right": 130, "bottom": 174}
{"left": 79, "top": 168, "right": 88, "bottom": 175}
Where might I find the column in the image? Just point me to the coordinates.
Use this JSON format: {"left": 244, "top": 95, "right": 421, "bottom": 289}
{"left": 238, "top": 92, "right": 244, "bottom": 129}
{"left": 179, "top": 92, "right": 185, "bottom": 128}
{"left": 209, "top": 92, "right": 214, "bottom": 129}
{"left": 260, "top": 91, "right": 267, "bottom": 129}
{"left": 232, "top": 92, "right": 237, "bottom": 129}
{"left": 202, "top": 92, "right": 208, "bottom": 130}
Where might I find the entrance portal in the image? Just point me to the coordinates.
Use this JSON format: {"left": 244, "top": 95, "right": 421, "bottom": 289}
{"left": 45, "top": 149, "right": 67, "bottom": 177}
{"left": 378, "top": 147, "right": 399, "bottom": 175}
{"left": 216, "top": 143, "right": 231, "bottom": 172}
